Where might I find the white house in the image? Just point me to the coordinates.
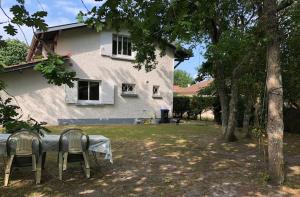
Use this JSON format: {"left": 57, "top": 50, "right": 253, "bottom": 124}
{"left": 0, "top": 23, "right": 189, "bottom": 125}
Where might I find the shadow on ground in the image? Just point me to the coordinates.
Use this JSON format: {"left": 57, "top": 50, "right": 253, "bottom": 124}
{"left": 0, "top": 124, "right": 299, "bottom": 196}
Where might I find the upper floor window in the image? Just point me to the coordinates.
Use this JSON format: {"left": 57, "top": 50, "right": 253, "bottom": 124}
{"left": 112, "top": 34, "right": 132, "bottom": 56}
{"left": 78, "top": 80, "right": 100, "bottom": 101}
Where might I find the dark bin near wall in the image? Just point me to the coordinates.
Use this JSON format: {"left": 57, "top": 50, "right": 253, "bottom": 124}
{"left": 160, "top": 109, "right": 170, "bottom": 123}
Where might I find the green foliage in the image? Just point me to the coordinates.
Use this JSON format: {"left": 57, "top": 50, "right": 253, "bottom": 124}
{"left": 196, "top": 61, "right": 214, "bottom": 81}
{"left": 205, "top": 27, "right": 259, "bottom": 78}
{"left": 0, "top": 97, "right": 20, "bottom": 128}
{"left": 4, "top": 118, "right": 50, "bottom": 135}
{"left": 190, "top": 96, "right": 214, "bottom": 119}
{"left": 80, "top": 0, "right": 202, "bottom": 71}
{"left": 173, "top": 95, "right": 215, "bottom": 119}
{"left": 0, "top": 39, "right": 28, "bottom": 66}
{"left": 281, "top": 2, "right": 300, "bottom": 105}
{"left": 251, "top": 127, "right": 267, "bottom": 139}
{"left": 0, "top": 96, "right": 49, "bottom": 135}
{"left": 3, "top": 0, "right": 48, "bottom": 36}
{"left": 3, "top": 24, "right": 17, "bottom": 36}
{"left": 34, "top": 54, "right": 76, "bottom": 87}
{"left": 174, "top": 70, "right": 194, "bottom": 87}
{"left": 173, "top": 96, "right": 191, "bottom": 117}
{"left": 198, "top": 81, "right": 216, "bottom": 96}
{"left": 0, "top": 2, "right": 75, "bottom": 135}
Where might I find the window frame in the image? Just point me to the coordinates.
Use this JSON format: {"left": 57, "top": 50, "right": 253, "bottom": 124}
{"left": 112, "top": 34, "right": 132, "bottom": 57}
{"left": 152, "top": 85, "right": 162, "bottom": 99}
{"left": 121, "top": 83, "right": 138, "bottom": 97}
{"left": 77, "top": 80, "right": 101, "bottom": 104}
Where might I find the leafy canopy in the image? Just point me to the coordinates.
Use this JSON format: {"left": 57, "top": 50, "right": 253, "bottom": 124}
{"left": 34, "top": 54, "right": 76, "bottom": 88}
{"left": 3, "top": 0, "right": 48, "bottom": 36}
{"left": 0, "top": 39, "right": 28, "bottom": 66}
{"left": 174, "top": 70, "right": 194, "bottom": 87}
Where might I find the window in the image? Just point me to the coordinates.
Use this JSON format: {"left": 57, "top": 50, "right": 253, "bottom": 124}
{"left": 122, "top": 83, "right": 135, "bottom": 93}
{"left": 153, "top": 85, "right": 162, "bottom": 98}
{"left": 78, "top": 81, "right": 100, "bottom": 101}
{"left": 112, "top": 34, "right": 132, "bottom": 56}
{"left": 153, "top": 86, "right": 160, "bottom": 95}
{"left": 121, "top": 83, "right": 137, "bottom": 97}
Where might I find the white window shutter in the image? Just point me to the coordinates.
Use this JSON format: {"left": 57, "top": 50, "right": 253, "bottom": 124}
{"left": 101, "top": 37, "right": 112, "bottom": 57}
{"left": 65, "top": 81, "right": 78, "bottom": 104}
{"left": 101, "top": 81, "right": 115, "bottom": 104}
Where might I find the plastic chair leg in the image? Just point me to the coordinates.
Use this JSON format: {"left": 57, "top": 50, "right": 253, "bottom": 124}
{"left": 4, "top": 155, "right": 14, "bottom": 186}
{"left": 63, "top": 152, "right": 68, "bottom": 171}
{"left": 82, "top": 151, "right": 90, "bottom": 178}
{"left": 58, "top": 152, "right": 63, "bottom": 181}
{"left": 32, "top": 155, "right": 36, "bottom": 171}
{"left": 35, "top": 157, "right": 42, "bottom": 184}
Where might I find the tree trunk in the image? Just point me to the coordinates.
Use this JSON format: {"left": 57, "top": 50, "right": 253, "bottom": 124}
{"left": 264, "top": 0, "right": 284, "bottom": 185}
{"left": 224, "top": 68, "right": 239, "bottom": 142}
{"left": 254, "top": 97, "right": 261, "bottom": 127}
{"left": 210, "top": 18, "right": 229, "bottom": 135}
{"left": 215, "top": 65, "right": 229, "bottom": 135}
{"left": 243, "top": 97, "right": 252, "bottom": 138}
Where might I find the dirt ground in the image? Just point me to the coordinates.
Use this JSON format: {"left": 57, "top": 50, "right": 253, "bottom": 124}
{"left": 0, "top": 124, "right": 299, "bottom": 196}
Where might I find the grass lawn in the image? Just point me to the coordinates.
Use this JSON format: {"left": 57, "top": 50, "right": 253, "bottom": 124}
{"left": 0, "top": 123, "right": 299, "bottom": 196}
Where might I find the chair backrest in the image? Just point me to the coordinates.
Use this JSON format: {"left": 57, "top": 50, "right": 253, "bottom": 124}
{"left": 6, "top": 130, "right": 42, "bottom": 156}
{"left": 59, "top": 128, "right": 89, "bottom": 153}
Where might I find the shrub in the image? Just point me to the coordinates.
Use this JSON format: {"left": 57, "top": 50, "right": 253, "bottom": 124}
{"left": 173, "top": 96, "right": 216, "bottom": 120}
{"left": 173, "top": 96, "right": 191, "bottom": 118}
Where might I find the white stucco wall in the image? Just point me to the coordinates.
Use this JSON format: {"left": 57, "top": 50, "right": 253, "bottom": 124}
{"left": 0, "top": 27, "right": 175, "bottom": 125}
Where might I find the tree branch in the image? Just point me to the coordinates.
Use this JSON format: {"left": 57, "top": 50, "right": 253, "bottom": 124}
{"left": 80, "top": 0, "right": 90, "bottom": 12}
{"left": 0, "top": 5, "right": 29, "bottom": 46}
{"left": 277, "top": 0, "right": 295, "bottom": 12}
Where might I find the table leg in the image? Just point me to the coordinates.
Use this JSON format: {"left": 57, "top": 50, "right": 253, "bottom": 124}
{"left": 91, "top": 151, "right": 101, "bottom": 167}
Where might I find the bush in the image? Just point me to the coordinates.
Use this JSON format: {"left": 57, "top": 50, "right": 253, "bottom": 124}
{"left": 173, "top": 96, "right": 191, "bottom": 118}
{"left": 213, "top": 98, "right": 222, "bottom": 124}
{"left": 190, "top": 96, "right": 215, "bottom": 119}
{"left": 284, "top": 106, "right": 300, "bottom": 133}
{"left": 0, "top": 39, "right": 27, "bottom": 66}
{"left": 173, "top": 96, "right": 216, "bottom": 120}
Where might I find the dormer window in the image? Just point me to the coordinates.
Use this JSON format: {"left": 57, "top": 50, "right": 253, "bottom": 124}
{"left": 112, "top": 34, "right": 132, "bottom": 56}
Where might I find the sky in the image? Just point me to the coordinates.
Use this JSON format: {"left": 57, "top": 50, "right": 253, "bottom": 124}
{"left": 0, "top": 0, "right": 206, "bottom": 78}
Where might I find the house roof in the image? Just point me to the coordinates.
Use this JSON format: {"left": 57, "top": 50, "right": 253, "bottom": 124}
{"left": 1, "top": 59, "right": 45, "bottom": 73}
{"left": 2, "top": 56, "right": 69, "bottom": 73}
{"left": 173, "top": 80, "right": 213, "bottom": 96}
{"left": 28, "top": 22, "right": 190, "bottom": 61}
{"left": 173, "top": 85, "right": 183, "bottom": 92}
{"left": 36, "top": 22, "right": 86, "bottom": 33}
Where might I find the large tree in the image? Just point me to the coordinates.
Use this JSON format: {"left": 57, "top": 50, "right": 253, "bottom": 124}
{"left": 263, "top": 0, "right": 284, "bottom": 184}
{"left": 174, "top": 70, "right": 194, "bottom": 87}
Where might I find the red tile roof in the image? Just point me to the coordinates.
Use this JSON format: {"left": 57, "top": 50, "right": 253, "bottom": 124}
{"left": 173, "top": 79, "right": 213, "bottom": 96}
